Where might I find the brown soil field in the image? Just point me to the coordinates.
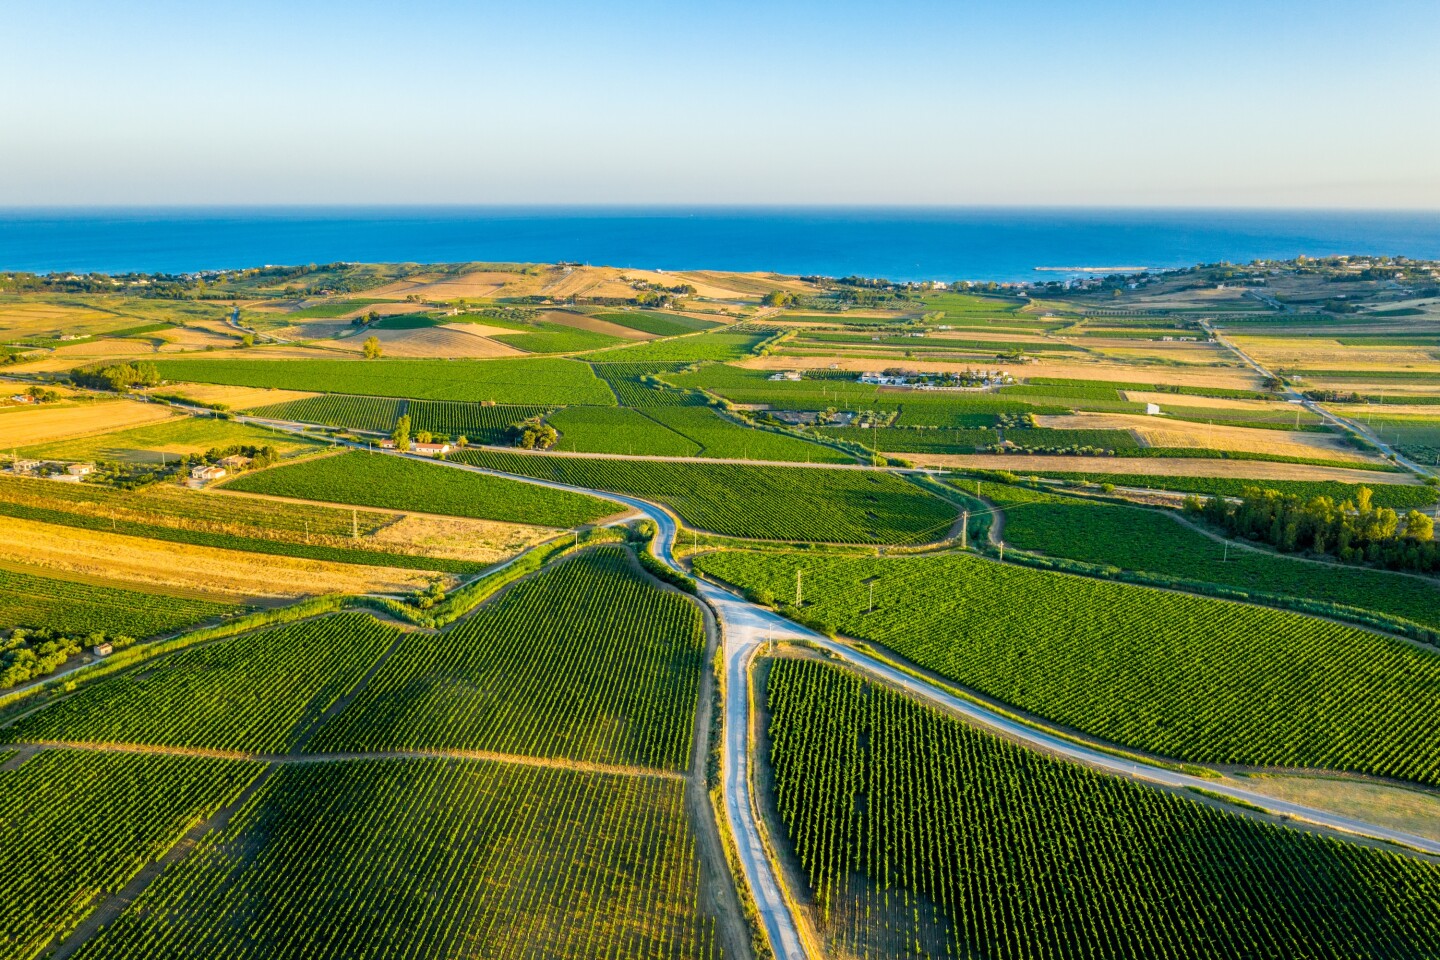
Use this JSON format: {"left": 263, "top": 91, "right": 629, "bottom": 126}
{"left": 1034, "top": 412, "right": 1375, "bottom": 462}
{"left": 0, "top": 301, "right": 127, "bottom": 337}
{"left": 362, "top": 270, "right": 525, "bottom": 300}
{"left": 0, "top": 515, "right": 445, "bottom": 600}
{"left": 366, "top": 514, "right": 557, "bottom": 564}
{"left": 154, "top": 327, "right": 241, "bottom": 351}
{"left": 738, "top": 354, "right": 1264, "bottom": 390}
{"left": 551, "top": 312, "right": 654, "bottom": 341}
{"left": 325, "top": 325, "right": 523, "bottom": 359}
{"left": 141, "top": 383, "right": 318, "bottom": 410}
{"left": 0, "top": 400, "right": 178, "bottom": 446}
{"left": 672, "top": 271, "right": 814, "bottom": 298}
{"left": 1233, "top": 336, "right": 1440, "bottom": 369}
{"left": 892, "top": 453, "right": 1419, "bottom": 484}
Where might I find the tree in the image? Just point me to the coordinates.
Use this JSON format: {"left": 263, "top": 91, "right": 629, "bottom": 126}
{"left": 363, "top": 336, "right": 383, "bottom": 360}
{"left": 240, "top": 333, "right": 255, "bottom": 348}
{"left": 1404, "top": 510, "right": 1434, "bottom": 542}
{"left": 391, "top": 414, "right": 411, "bottom": 452}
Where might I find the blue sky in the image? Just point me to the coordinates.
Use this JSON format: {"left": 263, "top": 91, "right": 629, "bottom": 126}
{"left": 5, "top": 0, "right": 1437, "bottom": 207}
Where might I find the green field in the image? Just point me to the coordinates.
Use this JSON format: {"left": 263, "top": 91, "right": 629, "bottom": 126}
{"left": 492, "top": 321, "right": 626, "bottom": 354}
{"left": 281, "top": 299, "right": 388, "bottom": 319}
{"left": 19, "top": 415, "right": 317, "bottom": 464}
{"left": 151, "top": 357, "right": 617, "bottom": 405}
{"left": 310, "top": 548, "right": 705, "bottom": 770}
{"left": 1029, "top": 472, "right": 1437, "bottom": 509}
{"left": 1364, "top": 415, "right": 1440, "bottom": 464}
{"left": 5, "top": 613, "right": 396, "bottom": 752}
{"left": 767, "top": 658, "right": 1440, "bottom": 960}
{"left": 592, "top": 311, "right": 721, "bottom": 337}
{"left": 983, "top": 483, "right": 1440, "bottom": 630}
{"left": 244, "top": 394, "right": 403, "bottom": 432}
{"left": 0, "top": 749, "right": 260, "bottom": 960}
{"left": 826, "top": 424, "right": 1142, "bottom": 454}
{"left": 243, "top": 395, "right": 552, "bottom": 443}
{"left": 456, "top": 451, "right": 959, "bottom": 544}
{"left": 224, "top": 451, "right": 616, "bottom": 527}
{"left": 591, "top": 330, "right": 766, "bottom": 363}
{"left": 696, "top": 550, "right": 1440, "bottom": 786}
{"left": 641, "top": 407, "right": 852, "bottom": 463}
{"left": 71, "top": 758, "right": 721, "bottom": 960}
{"left": 550, "top": 407, "right": 702, "bottom": 456}
{"left": 0, "top": 565, "right": 235, "bottom": 639}
{"left": 589, "top": 362, "right": 708, "bottom": 407}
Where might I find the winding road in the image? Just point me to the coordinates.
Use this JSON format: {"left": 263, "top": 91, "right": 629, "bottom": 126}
{"left": 183, "top": 416, "right": 1440, "bottom": 956}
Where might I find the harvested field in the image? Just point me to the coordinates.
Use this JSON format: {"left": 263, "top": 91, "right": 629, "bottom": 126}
{"left": 0, "top": 300, "right": 127, "bottom": 336}
{"left": 0, "top": 515, "right": 447, "bottom": 599}
{"left": 21, "top": 415, "right": 317, "bottom": 463}
{"left": 0, "top": 400, "right": 177, "bottom": 446}
{"left": 1034, "top": 412, "right": 1374, "bottom": 462}
{"left": 1228, "top": 775, "right": 1440, "bottom": 843}
{"left": 1232, "top": 336, "right": 1440, "bottom": 369}
{"left": 552, "top": 312, "right": 655, "bottom": 340}
{"left": 894, "top": 454, "right": 1422, "bottom": 484}
{"left": 142, "top": 383, "right": 318, "bottom": 410}
{"left": 362, "top": 270, "right": 521, "bottom": 300}
{"left": 364, "top": 513, "right": 557, "bottom": 563}
{"left": 1120, "top": 391, "right": 1293, "bottom": 411}
{"left": 325, "top": 325, "right": 523, "bottom": 359}
{"left": 153, "top": 326, "right": 240, "bottom": 351}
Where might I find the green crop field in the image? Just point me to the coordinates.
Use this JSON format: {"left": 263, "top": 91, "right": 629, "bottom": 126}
{"left": 826, "top": 425, "right": 1141, "bottom": 454}
{"left": 70, "top": 758, "right": 721, "bottom": 960}
{"left": 593, "top": 311, "right": 720, "bottom": 337}
{"left": 642, "top": 407, "right": 852, "bottom": 463}
{"left": 0, "top": 565, "right": 235, "bottom": 639}
{"left": 696, "top": 550, "right": 1440, "bottom": 786}
{"left": 5, "top": 613, "right": 397, "bottom": 753}
{"left": 151, "top": 357, "right": 617, "bottom": 405}
{"left": 982, "top": 483, "right": 1440, "bottom": 630}
{"left": 592, "top": 330, "right": 766, "bottom": 363}
{"left": 0, "top": 749, "right": 260, "bottom": 960}
{"left": 408, "top": 400, "right": 551, "bottom": 442}
{"left": 1031, "top": 472, "right": 1438, "bottom": 509}
{"left": 589, "top": 362, "right": 709, "bottom": 407}
{"left": 245, "top": 394, "right": 402, "bottom": 431}
{"left": 550, "top": 406, "right": 702, "bottom": 456}
{"left": 224, "top": 451, "right": 616, "bottom": 527}
{"left": 310, "top": 548, "right": 705, "bottom": 770}
{"left": 456, "top": 450, "right": 959, "bottom": 544}
{"left": 1364, "top": 415, "right": 1440, "bottom": 464}
{"left": 766, "top": 659, "right": 1440, "bottom": 960}
{"left": 19, "top": 416, "right": 318, "bottom": 464}
{"left": 0, "top": 475, "right": 486, "bottom": 576}
{"left": 281, "top": 299, "right": 388, "bottom": 319}
{"left": 492, "top": 321, "right": 625, "bottom": 354}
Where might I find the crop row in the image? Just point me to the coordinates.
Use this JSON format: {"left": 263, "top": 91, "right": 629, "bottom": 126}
{"left": 456, "top": 450, "right": 959, "bottom": 544}
{"left": 640, "top": 407, "right": 851, "bottom": 463}
{"left": 244, "top": 395, "right": 551, "bottom": 443}
{"left": 151, "top": 357, "right": 618, "bottom": 405}
{"left": 1025, "top": 471, "right": 1438, "bottom": 510}
{"left": 0, "top": 749, "right": 260, "bottom": 960}
{"left": 70, "top": 757, "right": 721, "bottom": 960}
{"left": 589, "top": 362, "right": 708, "bottom": 407}
{"left": 981, "top": 483, "right": 1440, "bottom": 631}
{"left": 697, "top": 549, "right": 1440, "bottom": 785}
{"left": 0, "top": 566, "right": 234, "bottom": 640}
{"left": 592, "top": 330, "right": 765, "bottom": 363}
{"left": 592, "top": 311, "right": 720, "bottom": 337}
{"left": 310, "top": 548, "right": 705, "bottom": 770}
{"left": 5, "top": 613, "right": 397, "bottom": 753}
{"left": 767, "top": 659, "right": 1440, "bottom": 960}
{"left": 550, "top": 407, "right": 702, "bottom": 457}
{"left": 225, "top": 451, "right": 616, "bottom": 528}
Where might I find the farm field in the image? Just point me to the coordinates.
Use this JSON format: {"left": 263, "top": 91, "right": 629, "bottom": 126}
{"left": 593, "top": 310, "right": 722, "bottom": 337}
{"left": 0, "top": 749, "right": 260, "bottom": 960}
{"left": 149, "top": 357, "right": 618, "bottom": 405}
{"left": 310, "top": 548, "right": 706, "bottom": 770}
{"left": 71, "top": 758, "right": 722, "bottom": 960}
{"left": 0, "top": 562, "right": 236, "bottom": 639}
{"left": 19, "top": 414, "right": 318, "bottom": 464}
{"left": 241, "top": 394, "right": 551, "bottom": 443}
{"left": 907, "top": 454, "right": 1428, "bottom": 490}
{"left": 642, "top": 407, "right": 852, "bottom": 462}
{"left": 591, "top": 330, "right": 766, "bottom": 363}
{"left": 589, "top": 362, "right": 709, "bottom": 407}
{"left": 0, "top": 474, "right": 544, "bottom": 573}
{"left": 550, "top": 406, "right": 702, "bottom": 457}
{"left": 5, "top": 613, "right": 397, "bottom": 752}
{"left": 455, "top": 450, "right": 959, "bottom": 544}
{"left": 766, "top": 659, "right": 1440, "bottom": 959}
{"left": 696, "top": 549, "right": 1440, "bottom": 785}
{"left": 0, "top": 515, "right": 443, "bottom": 599}
{"left": 982, "top": 483, "right": 1440, "bottom": 631}
{"left": 223, "top": 451, "right": 617, "bottom": 527}
{"left": 0, "top": 399, "right": 176, "bottom": 446}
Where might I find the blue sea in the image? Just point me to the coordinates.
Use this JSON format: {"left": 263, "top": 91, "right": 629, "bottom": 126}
{"left": 1, "top": 207, "right": 1438, "bottom": 283}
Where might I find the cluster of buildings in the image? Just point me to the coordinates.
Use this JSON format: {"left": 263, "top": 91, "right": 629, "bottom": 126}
{"left": 377, "top": 439, "right": 453, "bottom": 456}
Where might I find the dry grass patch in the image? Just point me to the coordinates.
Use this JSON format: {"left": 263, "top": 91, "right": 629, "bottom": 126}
{"left": 1034, "top": 412, "right": 1373, "bottom": 462}
{"left": 551, "top": 312, "right": 654, "bottom": 341}
{"left": 367, "top": 514, "right": 557, "bottom": 564}
{"left": 325, "top": 325, "right": 523, "bottom": 359}
{"left": 0, "top": 516, "right": 446, "bottom": 600}
{"left": 0, "top": 400, "right": 177, "bottom": 446}
{"left": 1227, "top": 774, "right": 1440, "bottom": 844}
{"left": 890, "top": 453, "right": 1418, "bottom": 484}
{"left": 141, "top": 383, "right": 318, "bottom": 410}
{"left": 1085, "top": 341, "right": 1229, "bottom": 364}
{"left": 1232, "top": 335, "right": 1440, "bottom": 369}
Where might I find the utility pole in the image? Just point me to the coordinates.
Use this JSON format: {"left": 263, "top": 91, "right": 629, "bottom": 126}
{"left": 1223, "top": 540, "right": 1230, "bottom": 562}
{"left": 795, "top": 569, "right": 803, "bottom": 607}
{"left": 998, "top": 540, "right": 1005, "bottom": 562}
{"left": 960, "top": 510, "right": 969, "bottom": 550}
{"left": 305, "top": 519, "right": 310, "bottom": 543}
{"left": 352, "top": 508, "right": 358, "bottom": 539}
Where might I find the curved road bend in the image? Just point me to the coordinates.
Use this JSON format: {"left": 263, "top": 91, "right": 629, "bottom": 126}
{"left": 203, "top": 425, "right": 1440, "bottom": 955}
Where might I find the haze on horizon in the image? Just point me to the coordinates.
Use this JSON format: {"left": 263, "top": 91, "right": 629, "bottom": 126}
{"left": 5, "top": 0, "right": 1438, "bottom": 210}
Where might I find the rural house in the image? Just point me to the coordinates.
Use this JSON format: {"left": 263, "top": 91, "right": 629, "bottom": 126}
{"left": 190, "top": 464, "right": 227, "bottom": 482}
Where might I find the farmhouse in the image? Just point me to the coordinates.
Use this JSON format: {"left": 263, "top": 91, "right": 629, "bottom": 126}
{"left": 218, "top": 454, "right": 252, "bottom": 471}
{"left": 8, "top": 459, "right": 43, "bottom": 476}
{"left": 92, "top": 642, "right": 113, "bottom": 657}
{"left": 190, "top": 464, "right": 227, "bottom": 482}
{"left": 768, "top": 371, "right": 803, "bottom": 381}
{"left": 412, "top": 442, "right": 453, "bottom": 456}
{"left": 66, "top": 462, "right": 96, "bottom": 477}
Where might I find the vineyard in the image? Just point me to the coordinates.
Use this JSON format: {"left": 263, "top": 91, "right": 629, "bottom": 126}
{"left": 309, "top": 549, "right": 705, "bottom": 771}
{"left": 765, "top": 658, "right": 1440, "bottom": 959}
{"left": 592, "top": 330, "right": 765, "bottom": 363}
{"left": 0, "top": 565, "right": 234, "bottom": 639}
{"left": 982, "top": 483, "right": 1440, "bottom": 630}
{"left": 245, "top": 394, "right": 402, "bottom": 432}
{"left": 1026, "top": 471, "right": 1438, "bottom": 510}
{"left": 224, "top": 451, "right": 616, "bottom": 527}
{"left": 69, "top": 758, "right": 722, "bottom": 960}
{"left": 642, "top": 407, "right": 851, "bottom": 463}
{"left": 242, "top": 395, "right": 552, "bottom": 443}
{"left": 455, "top": 450, "right": 959, "bottom": 544}
{"left": 0, "top": 749, "right": 259, "bottom": 960}
{"left": 5, "top": 613, "right": 397, "bottom": 753}
{"left": 825, "top": 425, "right": 1142, "bottom": 454}
{"left": 150, "top": 357, "right": 618, "bottom": 405}
{"left": 695, "top": 549, "right": 1440, "bottom": 785}
{"left": 589, "top": 362, "right": 708, "bottom": 407}
{"left": 550, "top": 407, "right": 702, "bottom": 457}
{"left": 592, "top": 311, "right": 720, "bottom": 337}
